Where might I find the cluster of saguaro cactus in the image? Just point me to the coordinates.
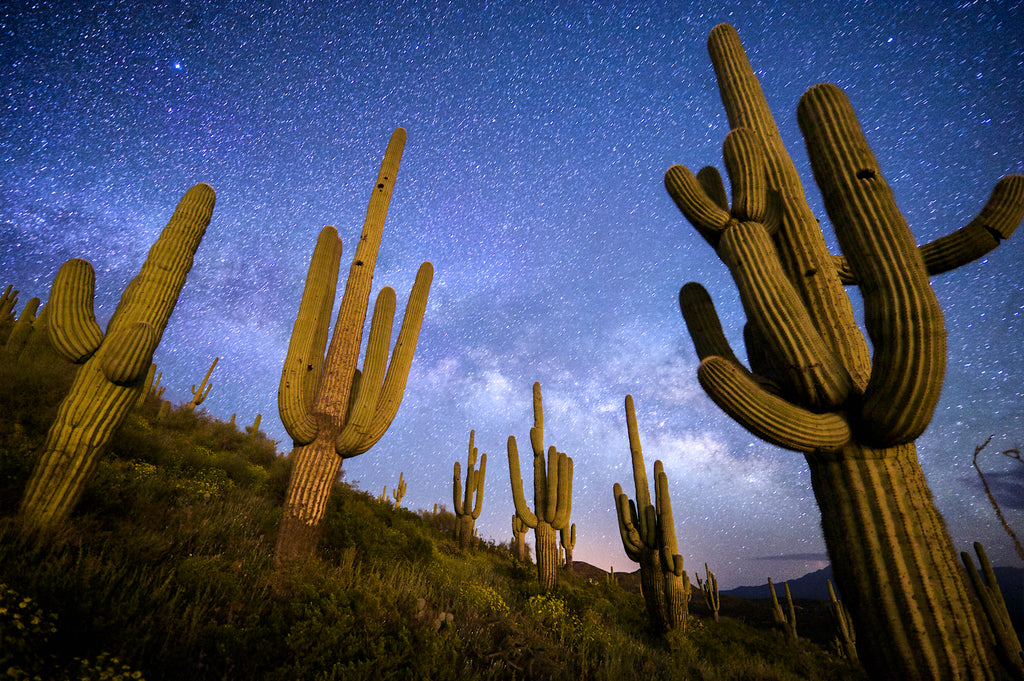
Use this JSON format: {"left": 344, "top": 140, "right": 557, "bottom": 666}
{"left": 666, "top": 24, "right": 1023, "bottom": 678}
{"left": 274, "top": 128, "right": 433, "bottom": 563}
{"left": 613, "top": 395, "right": 690, "bottom": 631}
{"left": 185, "top": 356, "right": 218, "bottom": 410}
{"left": 960, "top": 543, "right": 1024, "bottom": 674}
{"left": 696, "top": 563, "right": 720, "bottom": 622}
{"left": 392, "top": 472, "right": 407, "bottom": 508}
{"left": 512, "top": 514, "right": 528, "bottom": 562}
{"left": 768, "top": 578, "right": 797, "bottom": 640}
{"left": 827, "top": 580, "right": 858, "bottom": 662}
{"left": 453, "top": 430, "right": 486, "bottom": 549}
{"left": 508, "top": 382, "right": 573, "bottom": 591}
{"left": 18, "top": 183, "right": 215, "bottom": 531}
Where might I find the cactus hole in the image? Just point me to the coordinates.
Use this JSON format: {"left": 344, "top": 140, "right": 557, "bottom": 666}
{"left": 856, "top": 169, "right": 876, "bottom": 180}
{"left": 355, "top": 260, "right": 364, "bottom": 267}
{"left": 377, "top": 183, "right": 385, "bottom": 189}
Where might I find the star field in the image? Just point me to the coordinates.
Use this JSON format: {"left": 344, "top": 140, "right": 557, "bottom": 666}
{"left": 1, "top": 0, "right": 1022, "bottom": 587}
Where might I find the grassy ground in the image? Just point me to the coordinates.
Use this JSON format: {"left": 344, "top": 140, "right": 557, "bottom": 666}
{"left": 0, "top": 352, "right": 867, "bottom": 680}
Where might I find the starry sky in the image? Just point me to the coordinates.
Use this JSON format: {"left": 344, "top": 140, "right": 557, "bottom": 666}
{"left": 2, "top": 0, "right": 1023, "bottom": 588}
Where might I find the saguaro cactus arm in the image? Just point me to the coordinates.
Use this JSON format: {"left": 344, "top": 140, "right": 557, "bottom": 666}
{"left": 278, "top": 226, "right": 343, "bottom": 445}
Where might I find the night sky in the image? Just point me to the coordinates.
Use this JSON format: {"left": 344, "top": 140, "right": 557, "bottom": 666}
{"left": 2, "top": 0, "right": 1022, "bottom": 588}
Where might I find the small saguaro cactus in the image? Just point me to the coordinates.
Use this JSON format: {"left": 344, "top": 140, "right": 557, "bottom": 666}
{"left": 392, "top": 472, "right": 407, "bottom": 508}
{"left": 560, "top": 523, "right": 575, "bottom": 571}
{"left": 512, "top": 514, "right": 528, "bottom": 562}
{"left": 0, "top": 285, "right": 18, "bottom": 343}
{"left": 246, "top": 413, "right": 262, "bottom": 438}
{"left": 827, "top": 580, "right": 858, "bottom": 662}
{"left": 508, "top": 382, "right": 573, "bottom": 591}
{"left": 453, "top": 430, "right": 486, "bottom": 549}
{"left": 186, "top": 356, "right": 218, "bottom": 410}
{"left": 665, "top": 24, "right": 1024, "bottom": 679}
{"left": 768, "top": 578, "right": 798, "bottom": 640}
{"left": 696, "top": 563, "right": 720, "bottom": 622}
{"left": 613, "top": 395, "right": 689, "bottom": 631}
{"left": 274, "top": 128, "right": 433, "bottom": 563}
{"left": 1, "top": 296, "right": 40, "bottom": 361}
{"left": 18, "top": 183, "right": 215, "bottom": 530}
{"left": 960, "top": 542, "right": 1024, "bottom": 674}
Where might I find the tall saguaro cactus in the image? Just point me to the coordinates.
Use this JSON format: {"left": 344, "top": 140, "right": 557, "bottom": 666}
{"left": 453, "top": 430, "right": 486, "bottom": 549}
{"left": 507, "top": 382, "right": 573, "bottom": 591}
{"left": 18, "top": 183, "right": 215, "bottom": 530}
{"left": 613, "top": 395, "right": 689, "bottom": 631}
{"left": 667, "top": 25, "right": 1024, "bottom": 679}
{"left": 275, "top": 128, "right": 433, "bottom": 563}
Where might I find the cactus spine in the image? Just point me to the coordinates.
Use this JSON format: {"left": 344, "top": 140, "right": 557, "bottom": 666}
{"left": 667, "top": 24, "right": 1023, "bottom": 679}
{"left": 274, "top": 128, "right": 433, "bottom": 562}
{"left": 453, "top": 430, "right": 486, "bottom": 549}
{"left": 392, "top": 472, "right": 406, "bottom": 508}
{"left": 507, "top": 382, "right": 573, "bottom": 591}
{"left": 613, "top": 395, "right": 689, "bottom": 631}
{"left": 18, "top": 183, "right": 215, "bottom": 530}
{"left": 186, "top": 356, "right": 217, "bottom": 410}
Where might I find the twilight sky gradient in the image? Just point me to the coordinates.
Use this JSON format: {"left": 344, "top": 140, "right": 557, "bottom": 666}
{"left": 2, "top": 0, "right": 1022, "bottom": 588}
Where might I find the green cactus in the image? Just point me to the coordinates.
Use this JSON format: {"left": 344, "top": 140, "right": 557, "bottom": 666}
{"left": 136, "top": 363, "right": 156, "bottom": 408}
{"left": 274, "top": 128, "right": 433, "bottom": 563}
{"left": 696, "top": 563, "right": 720, "bottom": 622}
{"left": 960, "top": 543, "right": 1024, "bottom": 675}
{"left": 186, "top": 356, "right": 218, "bottom": 410}
{"left": 667, "top": 24, "right": 1023, "bottom": 678}
{"left": 453, "top": 430, "right": 486, "bottom": 549}
{"left": 1, "top": 296, "right": 40, "bottom": 360}
{"left": 507, "top": 381, "right": 573, "bottom": 591}
{"left": 768, "top": 578, "right": 798, "bottom": 640}
{"left": 560, "top": 522, "right": 575, "bottom": 571}
{"left": 0, "top": 285, "right": 18, "bottom": 344}
{"left": 512, "top": 513, "right": 528, "bottom": 562}
{"left": 18, "top": 183, "right": 215, "bottom": 530}
{"left": 392, "top": 471, "right": 407, "bottom": 508}
{"left": 246, "top": 413, "right": 262, "bottom": 438}
{"left": 613, "top": 394, "right": 689, "bottom": 631}
{"left": 827, "top": 580, "right": 858, "bottom": 663}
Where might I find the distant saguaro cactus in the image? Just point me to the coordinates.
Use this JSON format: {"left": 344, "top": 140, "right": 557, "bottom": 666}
{"left": 768, "top": 578, "right": 797, "bottom": 640}
{"left": 560, "top": 523, "right": 575, "bottom": 571}
{"left": 613, "top": 395, "right": 689, "bottom": 631}
{"left": 453, "top": 430, "right": 486, "bottom": 549}
{"left": 274, "top": 128, "right": 433, "bottom": 563}
{"left": 666, "top": 24, "right": 1023, "bottom": 679}
{"left": 508, "top": 382, "right": 573, "bottom": 591}
{"left": 392, "top": 472, "right": 407, "bottom": 508}
{"left": 18, "top": 183, "right": 215, "bottom": 530}
{"left": 696, "top": 563, "right": 720, "bottom": 622}
{"left": 185, "top": 356, "right": 218, "bottom": 410}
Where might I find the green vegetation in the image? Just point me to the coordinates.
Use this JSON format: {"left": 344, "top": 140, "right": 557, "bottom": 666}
{"left": 0, "top": 349, "right": 866, "bottom": 680}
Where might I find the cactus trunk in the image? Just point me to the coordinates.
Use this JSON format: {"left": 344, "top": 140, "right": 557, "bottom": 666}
{"left": 275, "top": 440, "right": 344, "bottom": 560}
{"left": 534, "top": 522, "right": 558, "bottom": 592}
{"left": 809, "top": 443, "right": 995, "bottom": 679}
{"left": 457, "top": 514, "right": 476, "bottom": 550}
